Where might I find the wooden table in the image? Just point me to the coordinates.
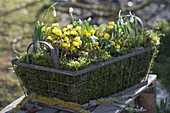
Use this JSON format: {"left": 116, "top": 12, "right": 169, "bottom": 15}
{"left": 1, "top": 74, "right": 157, "bottom": 113}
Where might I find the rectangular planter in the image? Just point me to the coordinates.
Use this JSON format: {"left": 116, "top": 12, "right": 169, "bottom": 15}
{"left": 12, "top": 46, "right": 155, "bottom": 104}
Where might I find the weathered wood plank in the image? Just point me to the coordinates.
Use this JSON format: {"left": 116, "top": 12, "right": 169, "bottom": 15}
{"left": 1, "top": 95, "right": 25, "bottom": 113}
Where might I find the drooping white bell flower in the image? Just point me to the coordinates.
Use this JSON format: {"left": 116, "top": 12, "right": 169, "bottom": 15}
{"left": 79, "top": 19, "right": 83, "bottom": 25}
{"left": 87, "top": 17, "right": 92, "bottom": 22}
{"left": 52, "top": 9, "right": 57, "bottom": 17}
{"left": 130, "top": 16, "right": 134, "bottom": 23}
{"left": 69, "top": 7, "right": 73, "bottom": 14}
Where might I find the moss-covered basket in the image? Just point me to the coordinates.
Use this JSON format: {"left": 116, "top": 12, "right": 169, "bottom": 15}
{"left": 11, "top": 3, "right": 159, "bottom": 105}
{"left": 12, "top": 45, "right": 156, "bottom": 104}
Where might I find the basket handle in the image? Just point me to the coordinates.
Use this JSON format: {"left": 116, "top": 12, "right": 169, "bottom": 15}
{"left": 26, "top": 41, "right": 59, "bottom": 69}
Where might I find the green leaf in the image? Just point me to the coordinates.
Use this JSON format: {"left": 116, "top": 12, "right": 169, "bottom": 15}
{"left": 73, "top": 21, "right": 77, "bottom": 26}
{"left": 84, "top": 20, "right": 90, "bottom": 32}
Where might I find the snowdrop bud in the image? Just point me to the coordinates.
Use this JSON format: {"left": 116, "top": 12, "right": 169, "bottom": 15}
{"left": 130, "top": 16, "right": 134, "bottom": 23}
{"left": 52, "top": 9, "right": 57, "bottom": 17}
{"left": 79, "top": 19, "right": 83, "bottom": 25}
{"left": 120, "top": 18, "right": 124, "bottom": 24}
{"left": 87, "top": 17, "right": 92, "bottom": 22}
{"left": 69, "top": 7, "right": 73, "bottom": 14}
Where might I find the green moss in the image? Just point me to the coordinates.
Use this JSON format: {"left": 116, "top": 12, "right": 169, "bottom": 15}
{"left": 14, "top": 49, "right": 155, "bottom": 104}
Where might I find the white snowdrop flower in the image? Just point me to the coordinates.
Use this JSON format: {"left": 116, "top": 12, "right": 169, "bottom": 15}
{"left": 52, "top": 9, "right": 57, "bottom": 17}
{"left": 87, "top": 17, "right": 92, "bottom": 22}
{"left": 79, "top": 19, "right": 83, "bottom": 25}
{"left": 120, "top": 18, "right": 124, "bottom": 24}
{"left": 130, "top": 16, "right": 134, "bottom": 23}
{"left": 69, "top": 7, "right": 73, "bottom": 14}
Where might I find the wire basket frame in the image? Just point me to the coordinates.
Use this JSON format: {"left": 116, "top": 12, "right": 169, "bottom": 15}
{"left": 12, "top": 45, "right": 156, "bottom": 104}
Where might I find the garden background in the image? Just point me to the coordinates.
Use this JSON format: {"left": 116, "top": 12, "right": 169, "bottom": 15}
{"left": 0, "top": 0, "right": 170, "bottom": 112}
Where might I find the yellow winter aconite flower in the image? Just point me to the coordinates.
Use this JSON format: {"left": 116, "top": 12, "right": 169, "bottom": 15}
{"left": 72, "top": 41, "right": 80, "bottom": 47}
{"left": 62, "top": 43, "right": 68, "bottom": 48}
{"left": 52, "top": 40, "right": 57, "bottom": 44}
{"left": 56, "top": 30, "right": 62, "bottom": 36}
{"left": 90, "top": 29, "right": 95, "bottom": 35}
{"left": 118, "top": 39, "right": 122, "bottom": 44}
{"left": 52, "top": 28, "right": 62, "bottom": 36}
{"left": 86, "top": 33, "right": 91, "bottom": 38}
{"left": 67, "top": 24, "right": 73, "bottom": 30}
{"left": 104, "top": 33, "right": 110, "bottom": 40}
{"left": 64, "top": 31, "right": 70, "bottom": 35}
{"left": 47, "top": 27, "right": 51, "bottom": 34}
{"left": 60, "top": 34, "right": 66, "bottom": 38}
{"left": 75, "top": 26, "right": 81, "bottom": 31}
{"left": 47, "top": 36, "right": 54, "bottom": 42}
{"left": 62, "top": 28, "right": 67, "bottom": 32}
{"left": 109, "top": 21, "right": 115, "bottom": 26}
{"left": 107, "top": 25, "right": 113, "bottom": 30}
{"left": 110, "top": 41, "right": 115, "bottom": 46}
{"left": 71, "top": 46, "right": 76, "bottom": 51}
{"left": 94, "top": 42, "right": 99, "bottom": 46}
{"left": 74, "top": 37, "right": 81, "bottom": 42}
{"left": 115, "top": 44, "right": 120, "bottom": 49}
{"left": 66, "top": 43, "right": 71, "bottom": 48}
{"left": 52, "top": 23, "right": 59, "bottom": 27}
{"left": 82, "top": 30, "right": 87, "bottom": 36}
{"left": 41, "top": 26, "right": 46, "bottom": 32}
{"left": 64, "top": 36, "right": 69, "bottom": 42}
{"left": 70, "top": 30, "right": 77, "bottom": 35}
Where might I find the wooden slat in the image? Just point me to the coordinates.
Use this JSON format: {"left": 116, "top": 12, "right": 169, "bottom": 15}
{"left": 0, "top": 95, "right": 25, "bottom": 113}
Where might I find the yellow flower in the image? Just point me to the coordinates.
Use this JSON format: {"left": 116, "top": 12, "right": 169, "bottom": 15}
{"left": 47, "top": 36, "right": 54, "bottom": 42}
{"left": 94, "top": 42, "right": 99, "bottom": 46}
{"left": 66, "top": 43, "right": 70, "bottom": 48}
{"left": 64, "top": 36, "right": 69, "bottom": 42}
{"left": 107, "top": 25, "right": 113, "bottom": 30}
{"left": 52, "top": 40, "right": 57, "bottom": 44}
{"left": 104, "top": 33, "right": 110, "bottom": 40}
{"left": 62, "top": 43, "right": 67, "bottom": 48}
{"left": 64, "top": 31, "right": 70, "bottom": 35}
{"left": 47, "top": 27, "right": 51, "bottom": 34}
{"left": 70, "top": 30, "right": 77, "bottom": 35}
{"left": 60, "top": 34, "right": 66, "bottom": 38}
{"left": 52, "top": 28, "right": 62, "bottom": 36}
{"left": 41, "top": 26, "right": 46, "bottom": 32}
{"left": 56, "top": 30, "right": 62, "bottom": 36}
{"left": 67, "top": 24, "right": 73, "bottom": 30}
{"left": 72, "top": 41, "right": 80, "bottom": 47}
{"left": 109, "top": 22, "right": 115, "bottom": 26}
{"left": 74, "top": 37, "right": 81, "bottom": 42}
{"left": 115, "top": 44, "right": 120, "bottom": 49}
{"left": 52, "top": 23, "right": 60, "bottom": 27}
{"left": 82, "top": 30, "right": 87, "bottom": 36}
{"left": 86, "top": 33, "right": 91, "bottom": 38}
{"left": 118, "top": 39, "right": 122, "bottom": 44}
{"left": 110, "top": 41, "right": 115, "bottom": 46}
{"left": 90, "top": 29, "right": 95, "bottom": 35}
{"left": 71, "top": 46, "right": 76, "bottom": 51}
{"left": 75, "top": 26, "right": 81, "bottom": 31}
{"left": 62, "top": 28, "right": 67, "bottom": 32}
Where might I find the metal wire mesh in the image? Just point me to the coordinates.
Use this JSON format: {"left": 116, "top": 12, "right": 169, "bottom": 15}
{"left": 12, "top": 47, "right": 155, "bottom": 104}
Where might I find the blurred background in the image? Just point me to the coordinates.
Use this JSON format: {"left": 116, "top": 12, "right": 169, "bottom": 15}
{"left": 0, "top": 0, "right": 170, "bottom": 112}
